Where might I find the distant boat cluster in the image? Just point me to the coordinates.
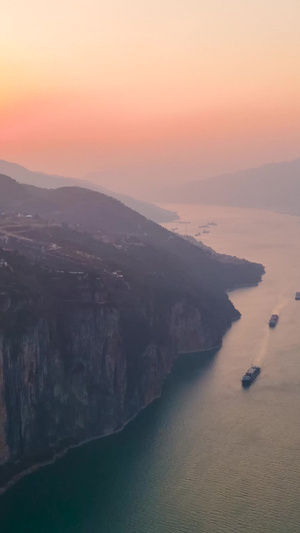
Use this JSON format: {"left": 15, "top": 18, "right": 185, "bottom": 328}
{"left": 170, "top": 219, "right": 218, "bottom": 238}
{"left": 194, "top": 221, "right": 217, "bottom": 237}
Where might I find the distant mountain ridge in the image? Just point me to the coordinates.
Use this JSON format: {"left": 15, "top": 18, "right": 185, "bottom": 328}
{"left": 0, "top": 159, "right": 177, "bottom": 223}
{"left": 161, "top": 157, "right": 300, "bottom": 215}
{"left": 0, "top": 173, "right": 264, "bottom": 292}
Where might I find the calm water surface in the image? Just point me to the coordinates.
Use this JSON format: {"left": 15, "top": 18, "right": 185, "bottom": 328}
{"left": 1, "top": 205, "right": 300, "bottom": 533}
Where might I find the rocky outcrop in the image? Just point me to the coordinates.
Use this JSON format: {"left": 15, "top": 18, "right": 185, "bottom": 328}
{"left": 0, "top": 211, "right": 264, "bottom": 491}
{"left": 0, "top": 278, "right": 236, "bottom": 491}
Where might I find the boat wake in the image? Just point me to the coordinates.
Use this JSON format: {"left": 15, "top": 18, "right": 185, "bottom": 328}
{"left": 253, "top": 329, "right": 271, "bottom": 367}
{"left": 253, "top": 296, "right": 288, "bottom": 366}
{"left": 272, "top": 297, "right": 289, "bottom": 315}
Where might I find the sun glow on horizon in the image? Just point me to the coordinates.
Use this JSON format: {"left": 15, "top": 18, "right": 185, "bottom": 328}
{"left": 1, "top": 0, "right": 300, "bottom": 190}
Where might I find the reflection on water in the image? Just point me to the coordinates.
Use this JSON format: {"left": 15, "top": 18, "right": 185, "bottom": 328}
{"left": 0, "top": 351, "right": 216, "bottom": 533}
{"left": 2, "top": 205, "right": 300, "bottom": 533}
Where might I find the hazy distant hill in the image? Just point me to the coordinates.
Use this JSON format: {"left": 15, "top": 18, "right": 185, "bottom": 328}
{"left": 0, "top": 159, "right": 177, "bottom": 223}
{"left": 161, "top": 158, "right": 300, "bottom": 215}
{"left": 0, "top": 174, "right": 264, "bottom": 291}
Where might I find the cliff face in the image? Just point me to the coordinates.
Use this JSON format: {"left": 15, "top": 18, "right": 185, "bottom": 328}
{"left": 0, "top": 212, "right": 264, "bottom": 490}
{"left": 0, "top": 283, "right": 234, "bottom": 490}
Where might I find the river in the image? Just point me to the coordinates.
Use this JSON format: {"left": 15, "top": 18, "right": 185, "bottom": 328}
{"left": 1, "top": 205, "right": 300, "bottom": 532}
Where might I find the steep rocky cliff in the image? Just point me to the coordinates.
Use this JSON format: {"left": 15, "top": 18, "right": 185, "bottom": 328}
{"left": 0, "top": 211, "right": 264, "bottom": 490}
{"left": 0, "top": 256, "right": 237, "bottom": 490}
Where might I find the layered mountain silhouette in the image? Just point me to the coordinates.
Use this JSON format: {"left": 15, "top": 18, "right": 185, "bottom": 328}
{"left": 160, "top": 158, "right": 300, "bottom": 215}
{"left": 0, "top": 173, "right": 264, "bottom": 291}
{"left": 0, "top": 159, "right": 177, "bottom": 223}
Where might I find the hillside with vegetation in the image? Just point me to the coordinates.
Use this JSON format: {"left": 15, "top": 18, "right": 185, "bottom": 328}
{"left": 0, "top": 160, "right": 177, "bottom": 222}
{"left": 0, "top": 176, "right": 264, "bottom": 491}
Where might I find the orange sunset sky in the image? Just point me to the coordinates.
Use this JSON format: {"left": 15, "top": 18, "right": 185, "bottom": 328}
{"left": 1, "top": 0, "right": 300, "bottom": 196}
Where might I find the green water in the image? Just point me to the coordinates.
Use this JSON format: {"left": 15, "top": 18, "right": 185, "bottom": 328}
{"left": 2, "top": 205, "right": 300, "bottom": 532}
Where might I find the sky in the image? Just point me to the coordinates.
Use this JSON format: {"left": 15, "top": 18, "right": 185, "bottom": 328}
{"left": 1, "top": 0, "right": 300, "bottom": 196}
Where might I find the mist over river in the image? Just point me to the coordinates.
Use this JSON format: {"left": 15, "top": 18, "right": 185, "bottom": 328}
{"left": 2, "top": 205, "right": 300, "bottom": 533}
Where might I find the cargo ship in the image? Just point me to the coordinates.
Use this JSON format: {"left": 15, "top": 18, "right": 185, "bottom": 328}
{"left": 241, "top": 366, "right": 261, "bottom": 386}
{"left": 269, "top": 314, "right": 279, "bottom": 327}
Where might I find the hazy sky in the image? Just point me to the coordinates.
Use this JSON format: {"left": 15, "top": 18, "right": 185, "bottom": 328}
{"left": 1, "top": 0, "right": 300, "bottom": 195}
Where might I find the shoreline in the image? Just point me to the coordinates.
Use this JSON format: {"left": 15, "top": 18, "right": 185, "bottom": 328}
{"left": 0, "top": 343, "right": 222, "bottom": 496}
{"left": 0, "top": 276, "right": 259, "bottom": 496}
